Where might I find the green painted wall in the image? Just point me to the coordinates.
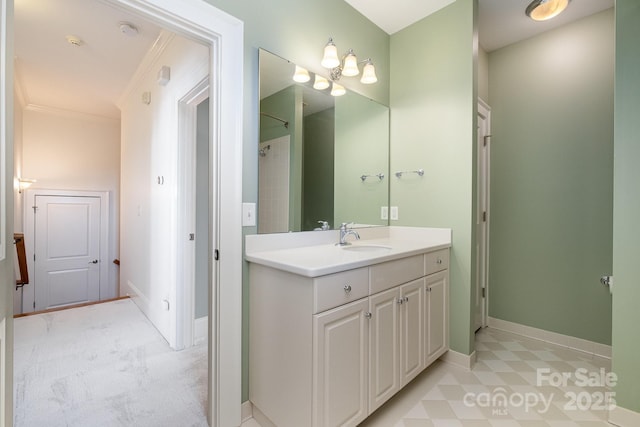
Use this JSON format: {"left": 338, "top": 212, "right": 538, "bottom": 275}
{"left": 612, "top": 0, "right": 640, "bottom": 413}
{"left": 204, "top": 0, "right": 390, "bottom": 402}
{"left": 303, "top": 108, "right": 334, "bottom": 231}
{"left": 390, "top": 0, "right": 477, "bottom": 355}
{"left": 334, "top": 93, "right": 389, "bottom": 227}
{"left": 488, "top": 9, "right": 614, "bottom": 345}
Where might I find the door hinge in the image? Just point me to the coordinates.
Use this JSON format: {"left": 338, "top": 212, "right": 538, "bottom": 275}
{"left": 33, "top": 301, "right": 36, "bottom": 309}
{"left": 33, "top": 205, "right": 39, "bottom": 213}
{"left": 483, "top": 135, "right": 491, "bottom": 147}
{"left": 482, "top": 211, "right": 487, "bottom": 222}
{"left": 482, "top": 287, "right": 486, "bottom": 298}
{"left": 189, "top": 233, "right": 195, "bottom": 241}
{"left": 214, "top": 249, "right": 219, "bottom": 261}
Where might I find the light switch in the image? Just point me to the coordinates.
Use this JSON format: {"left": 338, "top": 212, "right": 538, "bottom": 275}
{"left": 242, "top": 202, "right": 257, "bottom": 226}
{"left": 390, "top": 206, "right": 399, "bottom": 221}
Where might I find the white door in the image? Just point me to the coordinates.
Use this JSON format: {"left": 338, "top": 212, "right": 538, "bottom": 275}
{"left": 34, "top": 195, "right": 101, "bottom": 310}
{"left": 476, "top": 99, "right": 491, "bottom": 331}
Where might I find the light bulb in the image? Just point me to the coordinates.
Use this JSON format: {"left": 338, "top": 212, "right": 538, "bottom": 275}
{"left": 526, "top": 0, "right": 570, "bottom": 21}
{"left": 321, "top": 39, "right": 340, "bottom": 69}
{"left": 293, "top": 65, "right": 310, "bottom": 83}
{"left": 342, "top": 50, "right": 359, "bottom": 77}
{"left": 360, "top": 60, "right": 377, "bottom": 84}
{"left": 330, "top": 82, "right": 346, "bottom": 97}
{"left": 313, "top": 75, "right": 330, "bottom": 90}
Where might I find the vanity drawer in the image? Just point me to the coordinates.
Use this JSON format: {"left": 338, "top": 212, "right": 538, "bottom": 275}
{"left": 313, "top": 267, "right": 369, "bottom": 314}
{"left": 370, "top": 254, "right": 424, "bottom": 294}
{"left": 425, "top": 249, "right": 449, "bottom": 275}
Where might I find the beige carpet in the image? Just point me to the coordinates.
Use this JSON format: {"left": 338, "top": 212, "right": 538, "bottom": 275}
{"left": 13, "top": 299, "right": 209, "bottom": 427}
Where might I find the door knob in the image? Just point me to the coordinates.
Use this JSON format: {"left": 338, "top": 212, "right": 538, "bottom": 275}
{"left": 89, "top": 259, "right": 99, "bottom": 264}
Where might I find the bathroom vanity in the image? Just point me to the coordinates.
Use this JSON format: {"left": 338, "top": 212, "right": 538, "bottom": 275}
{"left": 246, "top": 227, "right": 451, "bottom": 427}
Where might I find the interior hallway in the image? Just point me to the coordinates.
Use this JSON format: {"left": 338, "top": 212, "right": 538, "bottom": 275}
{"left": 13, "top": 299, "right": 208, "bottom": 427}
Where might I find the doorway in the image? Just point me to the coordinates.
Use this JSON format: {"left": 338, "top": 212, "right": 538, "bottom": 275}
{"left": 475, "top": 99, "right": 491, "bottom": 332}
{"left": 24, "top": 190, "right": 110, "bottom": 312}
{"left": 2, "top": 0, "right": 244, "bottom": 426}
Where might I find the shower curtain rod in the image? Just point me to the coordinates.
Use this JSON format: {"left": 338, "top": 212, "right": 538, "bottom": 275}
{"left": 260, "top": 112, "right": 289, "bottom": 128}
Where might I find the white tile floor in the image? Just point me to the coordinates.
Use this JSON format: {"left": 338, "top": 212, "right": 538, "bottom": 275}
{"left": 244, "top": 327, "right": 613, "bottom": 427}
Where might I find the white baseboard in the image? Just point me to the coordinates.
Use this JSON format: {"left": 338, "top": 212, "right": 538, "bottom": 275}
{"left": 194, "top": 316, "right": 208, "bottom": 346}
{"left": 251, "top": 404, "right": 276, "bottom": 427}
{"left": 439, "top": 349, "right": 477, "bottom": 370}
{"left": 241, "top": 400, "right": 253, "bottom": 423}
{"left": 609, "top": 405, "right": 640, "bottom": 426}
{"left": 487, "top": 317, "right": 612, "bottom": 359}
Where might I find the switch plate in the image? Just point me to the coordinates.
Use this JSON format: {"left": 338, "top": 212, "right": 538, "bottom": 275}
{"left": 242, "top": 202, "right": 257, "bottom": 226}
{"left": 381, "top": 206, "right": 388, "bottom": 220}
{"left": 390, "top": 206, "right": 399, "bottom": 221}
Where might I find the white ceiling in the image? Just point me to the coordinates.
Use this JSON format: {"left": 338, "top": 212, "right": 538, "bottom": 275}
{"left": 14, "top": 0, "right": 614, "bottom": 119}
{"left": 14, "top": 0, "right": 164, "bottom": 119}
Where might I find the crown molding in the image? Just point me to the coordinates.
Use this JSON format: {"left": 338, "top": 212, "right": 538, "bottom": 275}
{"left": 24, "top": 104, "right": 120, "bottom": 125}
{"left": 116, "top": 30, "right": 176, "bottom": 109}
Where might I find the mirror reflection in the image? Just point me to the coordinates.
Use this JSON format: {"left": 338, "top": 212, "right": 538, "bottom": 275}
{"left": 258, "top": 49, "right": 390, "bottom": 233}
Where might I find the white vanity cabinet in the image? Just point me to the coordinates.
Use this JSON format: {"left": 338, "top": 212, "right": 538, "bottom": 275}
{"left": 249, "top": 247, "right": 450, "bottom": 427}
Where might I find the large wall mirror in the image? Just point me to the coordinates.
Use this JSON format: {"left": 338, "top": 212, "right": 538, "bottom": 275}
{"left": 258, "top": 48, "right": 390, "bottom": 233}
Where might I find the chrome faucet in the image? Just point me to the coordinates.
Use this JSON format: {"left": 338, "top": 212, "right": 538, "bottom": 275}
{"left": 338, "top": 222, "right": 360, "bottom": 246}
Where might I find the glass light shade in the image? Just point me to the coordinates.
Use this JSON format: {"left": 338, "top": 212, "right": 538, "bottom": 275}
{"left": 341, "top": 51, "right": 359, "bottom": 77}
{"left": 330, "top": 82, "right": 346, "bottom": 97}
{"left": 292, "top": 65, "right": 310, "bottom": 83}
{"left": 526, "top": 0, "right": 570, "bottom": 21}
{"left": 360, "top": 61, "right": 377, "bottom": 84}
{"left": 313, "top": 75, "right": 330, "bottom": 90}
{"left": 321, "top": 41, "right": 340, "bottom": 69}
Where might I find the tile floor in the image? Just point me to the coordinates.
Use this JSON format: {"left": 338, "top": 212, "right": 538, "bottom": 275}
{"left": 244, "top": 327, "right": 613, "bottom": 427}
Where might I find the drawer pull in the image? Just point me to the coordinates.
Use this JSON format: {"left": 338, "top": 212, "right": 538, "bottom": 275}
{"left": 343, "top": 284, "right": 352, "bottom": 293}
{"left": 436, "top": 258, "right": 442, "bottom": 265}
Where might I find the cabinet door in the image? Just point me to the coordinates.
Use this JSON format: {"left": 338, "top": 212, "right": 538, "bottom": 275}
{"left": 368, "top": 287, "right": 400, "bottom": 413}
{"left": 425, "top": 271, "right": 449, "bottom": 366}
{"left": 313, "top": 298, "right": 369, "bottom": 427}
{"left": 400, "top": 278, "right": 425, "bottom": 385}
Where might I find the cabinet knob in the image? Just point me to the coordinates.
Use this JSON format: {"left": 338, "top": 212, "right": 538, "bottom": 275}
{"left": 343, "top": 284, "right": 352, "bottom": 293}
{"left": 427, "top": 287, "right": 432, "bottom": 292}
{"left": 397, "top": 298, "right": 403, "bottom": 305}
{"left": 436, "top": 258, "right": 442, "bottom": 265}
{"left": 364, "top": 312, "right": 372, "bottom": 319}
{"left": 404, "top": 296, "right": 409, "bottom": 303}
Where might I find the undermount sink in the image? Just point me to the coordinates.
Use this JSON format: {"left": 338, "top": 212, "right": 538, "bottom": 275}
{"left": 341, "top": 244, "right": 392, "bottom": 253}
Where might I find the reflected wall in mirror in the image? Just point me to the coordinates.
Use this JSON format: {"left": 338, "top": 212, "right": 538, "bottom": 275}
{"left": 258, "top": 49, "right": 389, "bottom": 233}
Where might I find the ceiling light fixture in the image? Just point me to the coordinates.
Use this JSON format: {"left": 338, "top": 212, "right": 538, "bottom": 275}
{"left": 321, "top": 37, "right": 377, "bottom": 85}
{"left": 525, "top": 0, "right": 571, "bottom": 21}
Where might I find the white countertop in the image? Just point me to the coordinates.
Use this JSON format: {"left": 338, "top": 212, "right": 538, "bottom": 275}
{"left": 245, "top": 226, "right": 452, "bottom": 277}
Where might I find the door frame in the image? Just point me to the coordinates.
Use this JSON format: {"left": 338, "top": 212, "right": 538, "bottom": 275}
{"left": 3, "top": 0, "right": 244, "bottom": 426}
{"left": 177, "top": 77, "right": 209, "bottom": 350}
{"left": 476, "top": 98, "right": 491, "bottom": 330}
{"left": 23, "top": 189, "right": 110, "bottom": 313}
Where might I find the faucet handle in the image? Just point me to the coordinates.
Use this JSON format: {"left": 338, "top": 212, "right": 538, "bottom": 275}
{"left": 340, "top": 222, "right": 353, "bottom": 230}
{"left": 317, "top": 220, "right": 330, "bottom": 230}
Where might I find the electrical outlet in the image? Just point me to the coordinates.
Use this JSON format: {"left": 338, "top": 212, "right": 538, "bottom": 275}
{"left": 390, "top": 206, "right": 399, "bottom": 220}
{"left": 381, "top": 206, "right": 388, "bottom": 220}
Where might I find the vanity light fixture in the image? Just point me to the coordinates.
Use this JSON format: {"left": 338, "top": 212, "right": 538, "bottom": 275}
{"left": 330, "top": 82, "right": 346, "bottom": 97}
{"left": 292, "top": 65, "right": 311, "bottom": 83}
{"left": 525, "top": 0, "right": 571, "bottom": 21}
{"left": 321, "top": 37, "right": 378, "bottom": 84}
{"left": 313, "top": 74, "right": 330, "bottom": 90}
